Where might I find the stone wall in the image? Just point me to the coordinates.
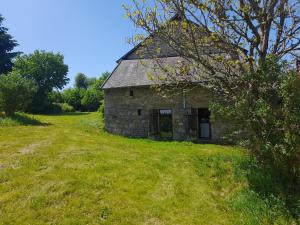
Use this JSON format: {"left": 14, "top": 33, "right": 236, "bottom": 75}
{"left": 104, "top": 86, "right": 226, "bottom": 142}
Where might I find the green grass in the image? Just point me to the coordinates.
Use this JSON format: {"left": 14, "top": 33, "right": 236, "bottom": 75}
{"left": 0, "top": 112, "right": 46, "bottom": 126}
{"left": 0, "top": 113, "right": 296, "bottom": 225}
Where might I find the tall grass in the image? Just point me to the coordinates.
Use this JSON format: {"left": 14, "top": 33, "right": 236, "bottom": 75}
{"left": 0, "top": 112, "right": 44, "bottom": 126}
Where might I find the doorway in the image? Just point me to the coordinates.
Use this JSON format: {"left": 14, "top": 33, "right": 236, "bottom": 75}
{"left": 198, "top": 108, "right": 211, "bottom": 139}
{"left": 159, "top": 109, "right": 173, "bottom": 139}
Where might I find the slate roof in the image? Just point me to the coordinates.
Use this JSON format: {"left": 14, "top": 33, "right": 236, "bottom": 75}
{"left": 102, "top": 57, "right": 183, "bottom": 89}
{"left": 116, "top": 13, "right": 184, "bottom": 63}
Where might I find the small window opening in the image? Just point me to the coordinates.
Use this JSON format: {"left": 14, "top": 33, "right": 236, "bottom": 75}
{"left": 138, "top": 109, "right": 142, "bottom": 116}
{"left": 130, "top": 90, "right": 134, "bottom": 97}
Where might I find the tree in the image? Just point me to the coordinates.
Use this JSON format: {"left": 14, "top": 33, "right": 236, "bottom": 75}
{"left": 125, "top": 0, "right": 300, "bottom": 96}
{"left": 75, "top": 73, "right": 88, "bottom": 89}
{"left": 0, "top": 14, "right": 19, "bottom": 74}
{"left": 62, "top": 72, "right": 109, "bottom": 112}
{"left": 81, "top": 89, "right": 103, "bottom": 112}
{"left": 62, "top": 88, "right": 85, "bottom": 111}
{"left": 93, "top": 71, "right": 110, "bottom": 90}
{"left": 48, "top": 91, "right": 64, "bottom": 104}
{"left": 0, "top": 72, "right": 36, "bottom": 116}
{"left": 125, "top": 0, "right": 300, "bottom": 210}
{"left": 87, "top": 77, "right": 97, "bottom": 87}
{"left": 13, "top": 50, "right": 69, "bottom": 113}
{"left": 100, "top": 71, "right": 110, "bottom": 82}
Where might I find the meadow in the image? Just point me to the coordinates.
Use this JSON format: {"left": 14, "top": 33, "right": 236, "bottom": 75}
{"left": 0, "top": 113, "right": 296, "bottom": 225}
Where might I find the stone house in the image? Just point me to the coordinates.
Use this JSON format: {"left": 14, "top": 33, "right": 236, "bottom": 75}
{"left": 102, "top": 17, "right": 226, "bottom": 142}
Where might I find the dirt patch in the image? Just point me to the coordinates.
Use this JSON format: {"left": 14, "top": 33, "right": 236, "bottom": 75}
{"left": 19, "top": 140, "right": 52, "bottom": 155}
{"left": 152, "top": 175, "right": 174, "bottom": 200}
{"left": 144, "top": 218, "right": 165, "bottom": 225}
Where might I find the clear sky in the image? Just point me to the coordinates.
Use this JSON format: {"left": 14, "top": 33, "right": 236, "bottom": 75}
{"left": 0, "top": 0, "right": 138, "bottom": 87}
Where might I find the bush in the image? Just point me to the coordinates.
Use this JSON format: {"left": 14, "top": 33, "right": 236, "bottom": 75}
{"left": 0, "top": 72, "right": 37, "bottom": 116}
{"left": 81, "top": 89, "right": 102, "bottom": 112}
{"left": 46, "top": 103, "right": 62, "bottom": 114}
{"left": 60, "top": 103, "right": 75, "bottom": 112}
{"left": 211, "top": 56, "right": 300, "bottom": 214}
{"left": 48, "top": 91, "right": 63, "bottom": 104}
{"left": 62, "top": 88, "right": 85, "bottom": 111}
{"left": 51, "top": 103, "right": 75, "bottom": 113}
{"left": 98, "top": 100, "right": 105, "bottom": 116}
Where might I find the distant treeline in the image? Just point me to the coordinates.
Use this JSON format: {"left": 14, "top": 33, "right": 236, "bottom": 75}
{"left": 0, "top": 14, "right": 108, "bottom": 115}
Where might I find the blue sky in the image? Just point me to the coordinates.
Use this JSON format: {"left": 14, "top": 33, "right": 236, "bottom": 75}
{"left": 0, "top": 0, "right": 138, "bottom": 87}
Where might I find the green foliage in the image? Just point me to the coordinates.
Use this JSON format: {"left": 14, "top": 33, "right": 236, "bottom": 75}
{"left": 87, "top": 77, "right": 97, "bottom": 87}
{"left": 59, "top": 103, "right": 75, "bottom": 113}
{"left": 211, "top": 56, "right": 300, "bottom": 215}
{"left": 0, "top": 14, "right": 19, "bottom": 74}
{"left": 0, "top": 72, "right": 37, "bottom": 116}
{"left": 98, "top": 100, "right": 105, "bottom": 116}
{"left": 62, "top": 88, "right": 102, "bottom": 112}
{"left": 95, "top": 71, "right": 110, "bottom": 89}
{"left": 62, "top": 88, "right": 85, "bottom": 111}
{"left": 13, "top": 50, "right": 69, "bottom": 113}
{"left": 228, "top": 190, "right": 292, "bottom": 225}
{"left": 60, "top": 72, "right": 109, "bottom": 112}
{"left": 50, "top": 103, "right": 75, "bottom": 114}
{"left": 81, "top": 89, "right": 103, "bottom": 112}
{"left": 48, "top": 91, "right": 63, "bottom": 104}
{"left": 75, "top": 73, "right": 88, "bottom": 89}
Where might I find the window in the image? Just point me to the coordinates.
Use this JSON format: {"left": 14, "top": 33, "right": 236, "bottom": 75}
{"left": 137, "top": 109, "right": 142, "bottom": 116}
{"left": 129, "top": 90, "right": 134, "bottom": 97}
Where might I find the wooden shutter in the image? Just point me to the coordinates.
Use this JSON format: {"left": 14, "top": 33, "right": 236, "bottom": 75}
{"left": 185, "top": 108, "right": 198, "bottom": 139}
{"left": 149, "top": 109, "right": 159, "bottom": 137}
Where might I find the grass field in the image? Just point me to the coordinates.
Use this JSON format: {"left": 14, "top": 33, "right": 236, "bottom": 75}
{"left": 0, "top": 113, "right": 296, "bottom": 225}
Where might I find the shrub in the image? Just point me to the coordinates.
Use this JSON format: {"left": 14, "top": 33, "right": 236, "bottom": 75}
{"left": 98, "top": 100, "right": 105, "bottom": 116}
{"left": 211, "top": 56, "right": 300, "bottom": 214}
{"left": 62, "top": 88, "right": 85, "bottom": 111}
{"left": 0, "top": 72, "right": 37, "bottom": 116}
{"left": 48, "top": 91, "right": 63, "bottom": 104}
{"left": 51, "top": 103, "right": 75, "bottom": 113}
{"left": 81, "top": 89, "right": 102, "bottom": 112}
{"left": 60, "top": 103, "right": 75, "bottom": 112}
{"left": 47, "top": 103, "right": 62, "bottom": 114}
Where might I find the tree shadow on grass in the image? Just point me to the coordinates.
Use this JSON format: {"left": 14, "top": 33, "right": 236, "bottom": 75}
{"left": 44, "top": 112, "right": 91, "bottom": 116}
{"left": 0, "top": 113, "right": 52, "bottom": 126}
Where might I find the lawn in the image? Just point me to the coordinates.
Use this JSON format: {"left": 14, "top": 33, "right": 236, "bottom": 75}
{"left": 0, "top": 113, "right": 296, "bottom": 225}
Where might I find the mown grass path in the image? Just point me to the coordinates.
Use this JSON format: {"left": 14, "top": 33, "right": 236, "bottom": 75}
{"left": 0, "top": 113, "right": 294, "bottom": 225}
